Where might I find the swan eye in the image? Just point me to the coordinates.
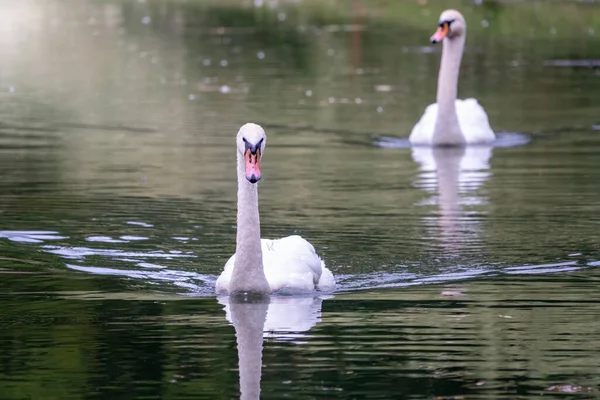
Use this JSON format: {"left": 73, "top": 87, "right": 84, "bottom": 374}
{"left": 242, "top": 137, "right": 263, "bottom": 148}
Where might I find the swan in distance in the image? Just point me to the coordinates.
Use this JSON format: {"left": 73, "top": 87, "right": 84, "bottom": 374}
{"left": 409, "top": 9, "right": 496, "bottom": 146}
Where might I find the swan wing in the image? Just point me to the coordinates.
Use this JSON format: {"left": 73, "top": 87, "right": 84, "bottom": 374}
{"left": 262, "top": 235, "right": 335, "bottom": 293}
{"left": 215, "top": 253, "right": 236, "bottom": 293}
{"left": 455, "top": 98, "right": 496, "bottom": 143}
{"left": 409, "top": 103, "right": 438, "bottom": 145}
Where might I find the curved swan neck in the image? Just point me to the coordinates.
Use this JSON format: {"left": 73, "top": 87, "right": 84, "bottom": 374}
{"left": 229, "top": 151, "right": 270, "bottom": 293}
{"left": 433, "top": 33, "right": 466, "bottom": 146}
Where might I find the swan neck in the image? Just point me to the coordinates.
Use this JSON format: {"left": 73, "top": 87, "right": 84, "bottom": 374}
{"left": 433, "top": 34, "right": 466, "bottom": 145}
{"left": 229, "top": 151, "right": 270, "bottom": 293}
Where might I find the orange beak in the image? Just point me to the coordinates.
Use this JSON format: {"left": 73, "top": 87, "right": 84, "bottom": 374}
{"left": 431, "top": 23, "right": 449, "bottom": 43}
{"left": 244, "top": 148, "right": 261, "bottom": 183}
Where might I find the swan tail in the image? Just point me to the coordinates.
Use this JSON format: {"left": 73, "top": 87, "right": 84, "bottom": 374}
{"left": 317, "top": 262, "right": 336, "bottom": 292}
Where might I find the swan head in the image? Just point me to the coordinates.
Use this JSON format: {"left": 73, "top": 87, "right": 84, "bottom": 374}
{"left": 431, "top": 9, "right": 466, "bottom": 43}
{"left": 237, "top": 123, "right": 266, "bottom": 184}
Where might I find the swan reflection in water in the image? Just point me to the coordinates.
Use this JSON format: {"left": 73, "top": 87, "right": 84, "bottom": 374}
{"left": 411, "top": 146, "right": 492, "bottom": 252}
{"left": 218, "top": 294, "right": 331, "bottom": 399}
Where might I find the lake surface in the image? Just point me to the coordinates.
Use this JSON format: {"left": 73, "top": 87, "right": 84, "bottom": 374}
{"left": 1, "top": 0, "right": 600, "bottom": 399}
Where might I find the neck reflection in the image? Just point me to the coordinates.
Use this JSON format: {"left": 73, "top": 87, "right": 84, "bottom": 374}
{"left": 412, "top": 146, "right": 493, "bottom": 252}
{"left": 219, "top": 294, "right": 331, "bottom": 399}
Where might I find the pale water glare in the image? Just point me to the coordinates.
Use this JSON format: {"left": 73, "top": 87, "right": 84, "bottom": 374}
{"left": 1, "top": 0, "right": 600, "bottom": 399}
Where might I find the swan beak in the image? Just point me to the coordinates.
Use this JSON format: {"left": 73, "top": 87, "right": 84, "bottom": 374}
{"left": 431, "top": 23, "right": 449, "bottom": 43}
{"left": 244, "top": 148, "right": 261, "bottom": 183}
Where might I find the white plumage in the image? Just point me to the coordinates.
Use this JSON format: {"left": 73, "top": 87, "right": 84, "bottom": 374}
{"left": 409, "top": 98, "right": 496, "bottom": 145}
{"left": 216, "top": 235, "right": 335, "bottom": 294}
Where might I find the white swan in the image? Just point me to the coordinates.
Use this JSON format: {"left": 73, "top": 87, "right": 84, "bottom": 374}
{"left": 409, "top": 9, "right": 496, "bottom": 146}
{"left": 215, "top": 123, "right": 335, "bottom": 295}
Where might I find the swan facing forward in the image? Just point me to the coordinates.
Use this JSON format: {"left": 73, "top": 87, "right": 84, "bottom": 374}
{"left": 215, "top": 123, "right": 335, "bottom": 295}
{"left": 409, "top": 9, "right": 495, "bottom": 146}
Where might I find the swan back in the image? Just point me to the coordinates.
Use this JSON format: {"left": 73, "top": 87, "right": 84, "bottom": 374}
{"left": 455, "top": 98, "right": 495, "bottom": 143}
{"left": 262, "top": 236, "right": 327, "bottom": 292}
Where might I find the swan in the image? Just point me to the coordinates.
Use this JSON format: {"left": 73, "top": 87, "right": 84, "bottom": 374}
{"left": 215, "top": 123, "right": 336, "bottom": 295}
{"left": 409, "top": 9, "right": 496, "bottom": 146}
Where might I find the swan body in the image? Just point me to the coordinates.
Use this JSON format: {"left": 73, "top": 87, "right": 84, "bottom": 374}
{"left": 215, "top": 123, "right": 335, "bottom": 295}
{"left": 409, "top": 9, "right": 496, "bottom": 146}
{"left": 217, "top": 235, "right": 335, "bottom": 294}
{"left": 410, "top": 98, "right": 495, "bottom": 145}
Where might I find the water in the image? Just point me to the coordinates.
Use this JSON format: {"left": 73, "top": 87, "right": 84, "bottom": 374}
{"left": 1, "top": 0, "right": 600, "bottom": 398}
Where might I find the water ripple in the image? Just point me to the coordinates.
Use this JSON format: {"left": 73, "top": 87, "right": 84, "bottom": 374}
{"left": 374, "top": 131, "right": 531, "bottom": 149}
{"left": 0, "top": 230, "right": 68, "bottom": 243}
{"left": 42, "top": 245, "right": 196, "bottom": 260}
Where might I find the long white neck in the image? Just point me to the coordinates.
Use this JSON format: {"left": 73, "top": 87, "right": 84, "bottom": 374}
{"left": 229, "top": 151, "right": 270, "bottom": 294}
{"left": 433, "top": 33, "right": 466, "bottom": 146}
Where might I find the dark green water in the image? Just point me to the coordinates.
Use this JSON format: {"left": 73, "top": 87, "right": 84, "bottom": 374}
{"left": 1, "top": 0, "right": 600, "bottom": 398}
